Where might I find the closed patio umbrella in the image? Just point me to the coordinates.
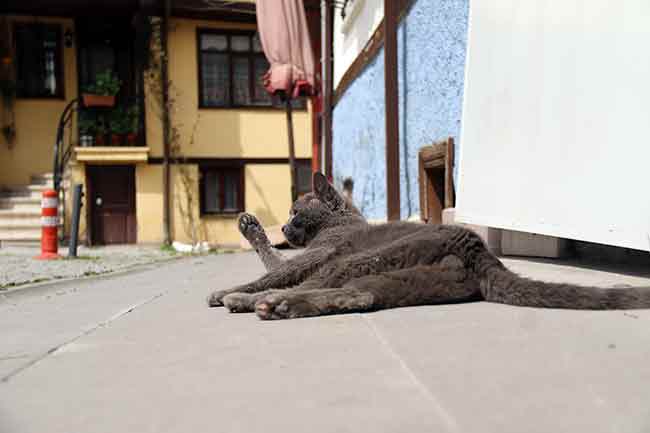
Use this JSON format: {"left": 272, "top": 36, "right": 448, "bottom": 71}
{"left": 256, "top": 0, "right": 316, "bottom": 202}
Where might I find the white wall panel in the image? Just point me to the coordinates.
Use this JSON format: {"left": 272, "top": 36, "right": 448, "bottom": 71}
{"left": 457, "top": 0, "right": 650, "bottom": 251}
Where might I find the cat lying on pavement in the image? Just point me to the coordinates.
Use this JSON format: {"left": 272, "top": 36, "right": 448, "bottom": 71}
{"left": 207, "top": 172, "right": 650, "bottom": 320}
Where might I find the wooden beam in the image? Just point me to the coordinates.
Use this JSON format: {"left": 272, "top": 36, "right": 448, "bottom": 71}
{"left": 322, "top": 0, "right": 334, "bottom": 178}
{"left": 384, "top": 0, "right": 400, "bottom": 221}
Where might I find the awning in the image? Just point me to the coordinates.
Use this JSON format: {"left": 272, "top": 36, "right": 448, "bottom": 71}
{"left": 255, "top": 0, "right": 316, "bottom": 98}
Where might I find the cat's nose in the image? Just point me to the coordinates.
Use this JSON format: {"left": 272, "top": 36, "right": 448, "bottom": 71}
{"left": 282, "top": 225, "right": 288, "bottom": 234}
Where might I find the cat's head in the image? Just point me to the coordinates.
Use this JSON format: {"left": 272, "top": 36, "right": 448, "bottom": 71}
{"left": 282, "top": 172, "right": 364, "bottom": 248}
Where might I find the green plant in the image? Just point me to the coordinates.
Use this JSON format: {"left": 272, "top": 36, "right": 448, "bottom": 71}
{"left": 127, "top": 106, "right": 139, "bottom": 134}
{"left": 109, "top": 108, "right": 130, "bottom": 134}
{"left": 78, "top": 118, "right": 96, "bottom": 135}
{"left": 79, "top": 111, "right": 97, "bottom": 135}
{"left": 85, "top": 70, "right": 121, "bottom": 96}
{"left": 95, "top": 116, "right": 108, "bottom": 135}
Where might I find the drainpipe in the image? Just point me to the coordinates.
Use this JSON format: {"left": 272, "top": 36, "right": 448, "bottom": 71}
{"left": 161, "top": 0, "right": 172, "bottom": 245}
{"left": 384, "top": 0, "right": 400, "bottom": 221}
{"left": 321, "top": 0, "right": 333, "bottom": 179}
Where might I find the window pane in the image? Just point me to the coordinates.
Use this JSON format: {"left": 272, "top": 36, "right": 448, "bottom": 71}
{"left": 201, "top": 53, "right": 230, "bottom": 106}
{"left": 252, "top": 56, "right": 272, "bottom": 105}
{"left": 201, "top": 34, "right": 227, "bottom": 51}
{"left": 204, "top": 171, "right": 221, "bottom": 212}
{"left": 232, "top": 56, "right": 251, "bottom": 106}
{"left": 15, "top": 24, "right": 61, "bottom": 98}
{"left": 252, "top": 33, "right": 263, "bottom": 53}
{"left": 231, "top": 35, "right": 250, "bottom": 52}
{"left": 223, "top": 171, "right": 239, "bottom": 211}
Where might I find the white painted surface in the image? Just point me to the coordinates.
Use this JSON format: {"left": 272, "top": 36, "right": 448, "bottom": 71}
{"left": 333, "top": 0, "right": 384, "bottom": 87}
{"left": 457, "top": 0, "right": 650, "bottom": 252}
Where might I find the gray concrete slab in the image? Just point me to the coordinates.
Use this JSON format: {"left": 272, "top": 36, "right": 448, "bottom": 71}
{"left": 1, "top": 252, "right": 650, "bottom": 433}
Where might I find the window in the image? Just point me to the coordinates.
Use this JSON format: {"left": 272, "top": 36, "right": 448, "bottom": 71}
{"left": 200, "top": 166, "right": 244, "bottom": 215}
{"left": 14, "top": 23, "right": 64, "bottom": 98}
{"left": 197, "top": 29, "right": 305, "bottom": 109}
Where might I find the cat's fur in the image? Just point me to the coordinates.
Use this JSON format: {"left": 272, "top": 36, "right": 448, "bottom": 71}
{"left": 207, "top": 172, "right": 650, "bottom": 320}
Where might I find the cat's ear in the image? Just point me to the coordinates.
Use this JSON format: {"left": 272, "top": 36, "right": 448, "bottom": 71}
{"left": 313, "top": 172, "right": 346, "bottom": 212}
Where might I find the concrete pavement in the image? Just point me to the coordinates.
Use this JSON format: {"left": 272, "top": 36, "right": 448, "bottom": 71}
{"left": 1, "top": 252, "right": 650, "bottom": 433}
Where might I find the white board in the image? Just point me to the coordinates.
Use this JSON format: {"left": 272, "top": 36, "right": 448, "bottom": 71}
{"left": 457, "top": 0, "right": 650, "bottom": 252}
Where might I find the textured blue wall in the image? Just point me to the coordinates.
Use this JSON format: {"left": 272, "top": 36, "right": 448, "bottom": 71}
{"left": 332, "top": 0, "right": 469, "bottom": 220}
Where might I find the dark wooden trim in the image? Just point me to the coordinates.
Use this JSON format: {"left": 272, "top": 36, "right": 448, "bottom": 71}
{"left": 148, "top": 157, "right": 312, "bottom": 166}
{"left": 323, "top": 0, "right": 334, "bottom": 178}
{"left": 333, "top": 0, "right": 416, "bottom": 107}
{"left": 444, "top": 137, "right": 455, "bottom": 209}
{"left": 384, "top": 0, "right": 400, "bottom": 221}
{"left": 418, "top": 137, "right": 455, "bottom": 223}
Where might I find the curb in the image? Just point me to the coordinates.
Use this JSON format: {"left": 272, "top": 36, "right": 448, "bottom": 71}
{"left": 0, "top": 254, "right": 192, "bottom": 302}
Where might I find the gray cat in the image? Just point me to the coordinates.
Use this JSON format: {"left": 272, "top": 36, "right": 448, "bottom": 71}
{"left": 207, "top": 173, "right": 650, "bottom": 320}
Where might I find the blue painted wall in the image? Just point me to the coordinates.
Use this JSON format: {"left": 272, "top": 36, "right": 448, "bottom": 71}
{"left": 332, "top": 0, "right": 469, "bottom": 220}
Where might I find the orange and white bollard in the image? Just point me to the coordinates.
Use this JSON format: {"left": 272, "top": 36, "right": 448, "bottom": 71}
{"left": 36, "top": 189, "right": 60, "bottom": 260}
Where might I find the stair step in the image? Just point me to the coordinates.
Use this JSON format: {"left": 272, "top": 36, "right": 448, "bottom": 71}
{"left": 0, "top": 189, "right": 47, "bottom": 200}
{"left": 0, "top": 227, "right": 62, "bottom": 245}
{"left": 0, "top": 218, "right": 61, "bottom": 228}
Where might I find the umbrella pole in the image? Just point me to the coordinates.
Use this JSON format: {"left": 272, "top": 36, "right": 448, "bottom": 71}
{"left": 285, "top": 97, "right": 298, "bottom": 202}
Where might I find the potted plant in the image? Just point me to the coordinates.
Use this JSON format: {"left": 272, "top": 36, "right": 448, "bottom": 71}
{"left": 109, "top": 107, "right": 130, "bottom": 146}
{"left": 82, "top": 70, "right": 121, "bottom": 108}
{"left": 78, "top": 118, "right": 96, "bottom": 147}
{"left": 95, "top": 116, "right": 107, "bottom": 146}
{"left": 125, "top": 106, "right": 139, "bottom": 146}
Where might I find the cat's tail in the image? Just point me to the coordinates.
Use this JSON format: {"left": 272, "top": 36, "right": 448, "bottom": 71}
{"left": 481, "top": 266, "right": 650, "bottom": 310}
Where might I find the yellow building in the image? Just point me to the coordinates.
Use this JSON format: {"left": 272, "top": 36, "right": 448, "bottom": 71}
{"left": 0, "top": 3, "right": 315, "bottom": 247}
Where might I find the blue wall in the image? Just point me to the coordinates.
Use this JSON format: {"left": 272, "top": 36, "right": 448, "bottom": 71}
{"left": 332, "top": 0, "right": 469, "bottom": 220}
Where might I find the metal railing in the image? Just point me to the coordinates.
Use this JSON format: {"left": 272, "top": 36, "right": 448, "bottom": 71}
{"left": 52, "top": 97, "right": 80, "bottom": 193}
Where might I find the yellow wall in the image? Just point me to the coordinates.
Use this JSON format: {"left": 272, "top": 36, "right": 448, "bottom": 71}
{"left": 145, "top": 18, "right": 312, "bottom": 160}
{"left": 0, "top": 16, "right": 78, "bottom": 186}
{"left": 164, "top": 163, "right": 292, "bottom": 247}
{"left": 136, "top": 164, "right": 164, "bottom": 243}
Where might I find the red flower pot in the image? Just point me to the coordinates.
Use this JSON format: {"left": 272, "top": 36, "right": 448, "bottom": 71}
{"left": 110, "top": 134, "right": 122, "bottom": 146}
{"left": 125, "top": 133, "right": 138, "bottom": 146}
{"left": 82, "top": 94, "right": 115, "bottom": 108}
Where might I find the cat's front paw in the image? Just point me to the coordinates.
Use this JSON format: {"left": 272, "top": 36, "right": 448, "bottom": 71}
{"left": 206, "top": 289, "right": 236, "bottom": 307}
{"left": 222, "top": 292, "right": 255, "bottom": 313}
{"left": 238, "top": 213, "right": 266, "bottom": 242}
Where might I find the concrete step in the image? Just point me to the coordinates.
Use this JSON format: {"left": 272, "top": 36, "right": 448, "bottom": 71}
{"left": 0, "top": 209, "right": 41, "bottom": 218}
{"left": 0, "top": 197, "right": 42, "bottom": 211}
{"left": 3, "top": 183, "right": 51, "bottom": 192}
{"left": 0, "top": 226, "right": 62, "bottom": 241}
{"left": 0, "top": 188, "right": 47, "bottom": 200}
{"left": 30, "top": 173, "right": 54, "bottom": 185}
{"left": 0, "top": 218, "right": 61, "bottom": 229}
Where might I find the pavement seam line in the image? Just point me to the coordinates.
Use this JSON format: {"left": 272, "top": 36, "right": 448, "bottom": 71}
{"left": 361, "top": 314, "right": 460, "bottom": 433}
{"left": 0, "top": 292, "right": 167, "bottom": 384}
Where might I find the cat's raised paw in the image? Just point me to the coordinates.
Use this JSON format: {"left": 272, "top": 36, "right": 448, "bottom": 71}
{"left": 238, "top": 213, "right": 264, "bottom": 240}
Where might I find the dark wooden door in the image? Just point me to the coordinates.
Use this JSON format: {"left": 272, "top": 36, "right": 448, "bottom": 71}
{"left": 88, "top": 166, "right": 136, "bottom": 245}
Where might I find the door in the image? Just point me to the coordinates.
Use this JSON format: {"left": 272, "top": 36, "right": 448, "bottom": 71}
{"left": 88, "top": 165, "right": 136, "bottom": 245}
